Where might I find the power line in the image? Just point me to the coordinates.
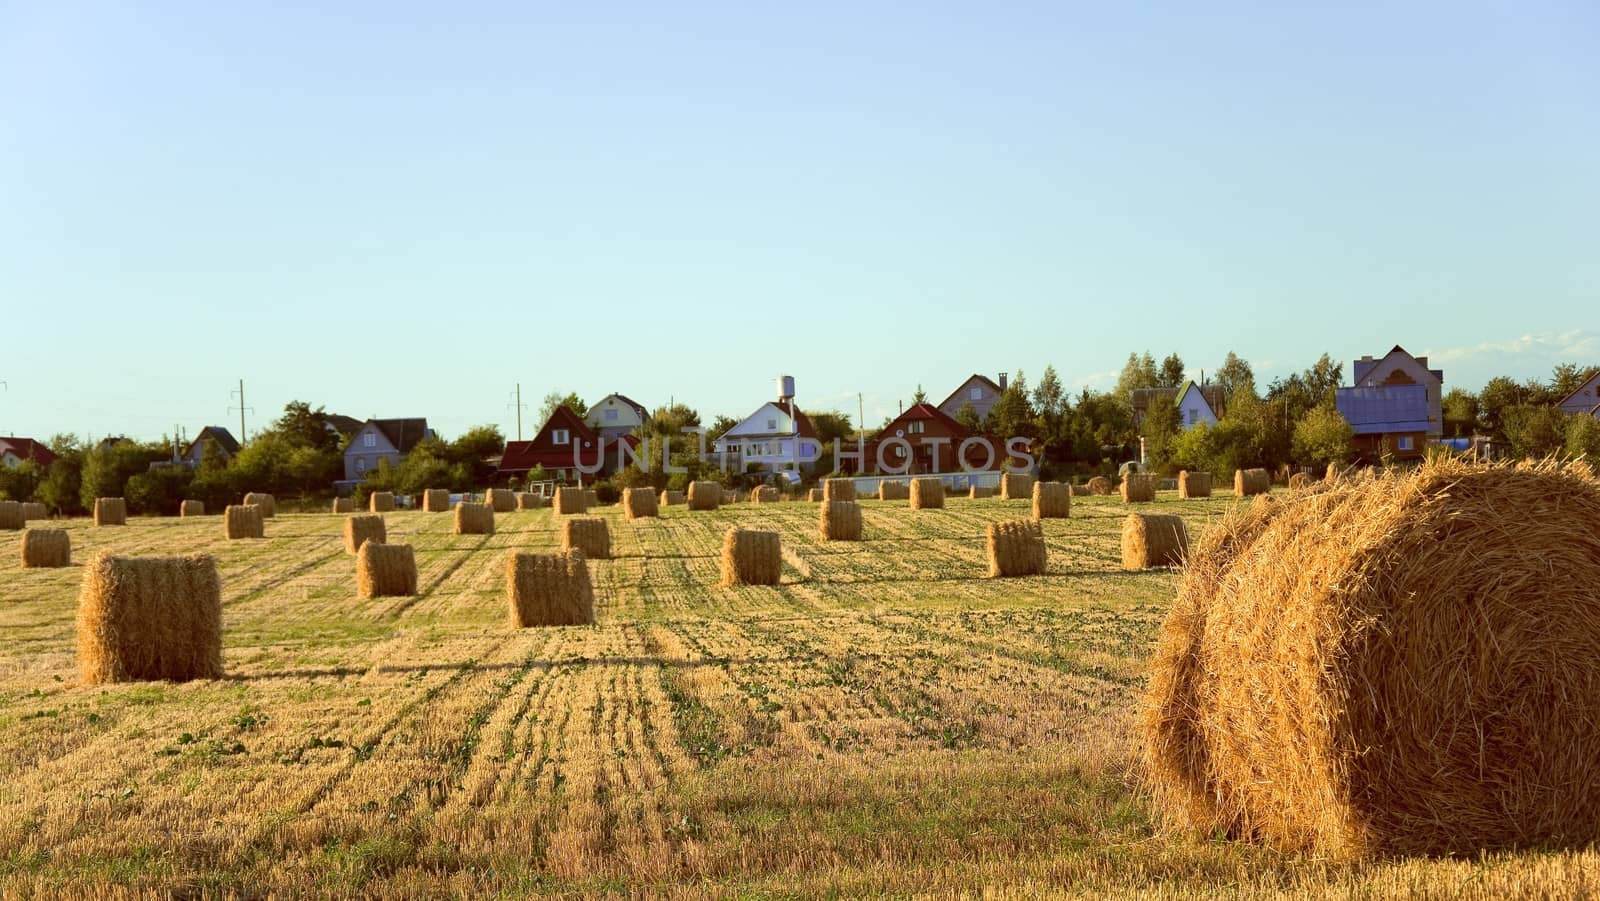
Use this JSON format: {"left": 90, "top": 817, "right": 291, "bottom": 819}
{"left": 228, "top": 379, "right": 254, "bottom": 444}
{"left": 507, "top": 383, "right": 527, "bottom": 441}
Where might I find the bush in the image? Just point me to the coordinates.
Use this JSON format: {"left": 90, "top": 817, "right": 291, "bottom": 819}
{"left": 591, "top": 479, "right": 620, "bottom": 505}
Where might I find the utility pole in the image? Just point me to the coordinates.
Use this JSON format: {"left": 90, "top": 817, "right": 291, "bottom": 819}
{"left": 229, "top": 379, "right": 254, "bottom": 444}
{"left": 507, "top": 383, "right": 527, "bottom": 441}
{"left": 857, "top": 393, "right": 864, "bottom": 439}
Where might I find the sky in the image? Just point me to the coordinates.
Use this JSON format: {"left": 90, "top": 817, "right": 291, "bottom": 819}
{"left": 2, "top": 2, "right": 1596, "bottom": 443}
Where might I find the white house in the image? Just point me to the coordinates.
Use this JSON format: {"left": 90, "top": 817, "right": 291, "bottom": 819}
{"left": 713, "top": 377, "right": 822, "bottom": 475}
{"left": 1174, "top": 381, "right": 1220, "bottom": 429}
{"left": 1130, "top": 382, "right": 1223, "bottom": 430}
{"left": 585, "top": 393, "right": 649, "bottom": 441}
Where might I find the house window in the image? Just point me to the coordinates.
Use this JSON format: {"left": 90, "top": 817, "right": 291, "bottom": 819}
{"left": 767, "top": 418, "right": 778, "bottom": 430}
{"left": 970, "top": 386, "right": 982, "bottom": 400}
{"left": 1398, "top": 436, "right": 1415, "bottom": 451}
{"left": 1187, "top": 409, "right": 1198, "bottom": 426}
{"left": 604, "top": 409, "right": 618, "bottom": 422}
{"left": 363, "top": 433, "right": 376, "bottom": 448}
{"left": 908, "top": 421, "right": 925, "bottom": 434}
{"left": 355, "top": 457, "right": 366, "bottom": 473}
{"left": 554, "top": 429, "right": 569, "bottom": 445}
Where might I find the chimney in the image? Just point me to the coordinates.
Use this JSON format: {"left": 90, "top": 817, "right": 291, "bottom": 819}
{"left": 998, "top": 372, "right": 1008, "bottom": 391}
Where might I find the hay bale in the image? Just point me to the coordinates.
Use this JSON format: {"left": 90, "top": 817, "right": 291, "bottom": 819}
{"left": 821, "top": 479, "right": 856, "bottom": 502}
{"left": 356, "top": 542, "right": 417, "bottom": 598}
{"left": 1032, "top": 481, "right": 1071, "bottom": 519}
{"left": 94, "top": 497, "right": 126, "bottom": 527}
{"left": 819, "top": 500, "right": 863, "bottom": 541}
{"left": 1326, "top": 462, "right": 1342, "bottom": 481}
{"left": 20, "top": 529, "right": 70, "bottom": 568}
{"left": 343, "top": 514, "right": 387, "bottom": 554}
{"left": 622, "top": 488, "right": 658, "bottom": 519}
{"left": 986, "top": 519, "right": 1046, "bottom": 578}
{"left": 481, "top": 488, "right": 512, "bottom": 512}
{"left": 561, "top": 517, "right": 611, "bottom": 559}
{"left": 515, "top": 492, "right": 547, "bottom": 510}
{"left": 583, "top": 489, "right": 598, "bottom": 508}
{"left": 1233, "top": 468, "right": 1271, "bottom": 496}
{"left": 454, "top": 502, "right": 494, "bottom": 535}
{"left": 0, "top": 500, "right": 21, "bottom": 531}
{"left": 1121, "top": 474, "right": 1156, "bottom": 503}
{"left": 21, "top": 501, "right": 48, "bottom": 521}
{"left": 368, "top": 491, "right": 396, "bottom": 513}
{"left": 77, "top": 552, "right": 222, "bottom": 684}
{"left": 1086, "top": 476, "right": 1113, "bottom": 496}
{"left": 553, "top": 486, "right": 588, "bottom": 515}
{"left": 806, "top": 488, "right": 823, "bottom": 502}
{"left": 751, "top": 485, "right": 780, "bottom": 504}
{"left": 422, "top": 489, "right": 451, "bottom": 512}
{"left": 1570, "top": 459, "right": 1596, "bottom": 481}
{"left": 223, "top": 504, "right": 264, "bottom": 540}
{"left": 242, "top": 493, "right": 275, "bottom": 517}
{"left": 179, "top": 499, "right": 205, "bottom": 517}
{"left": 1177, "top": 471, "right": 1212, "bottom": 499}
{"left": 1070, "top": 484, "right": 1091, "bottom": 497}
{"left": 1288, "top": 472, "right": 1313, "bottom": 490}
{"left": 659, "top": 490, "right": 686, "bottom": 506}
{"left": 687, "top": 480, "right": 721, "bottom": 511}
{"left": 332, "top": 497, "right": 355, "bottom": 514}
{"left": 909, "top": 477, "right": 944, "bottom": 510}
{"left": 720, "top": 528, "right": 781, "bottom": 586}
{"left": 1000, "top": 472, "right": 1033, "bottom": 500}
{"left": 1120, "top": 513, "right": 1188, "bottom": 570}
{"left": 507, "top": 550, "right": 594, "bottom": 627}
{"left": 970, "top": 485, "right": 995, "bottom": 499}
{"left": 1141, "top": 459, "right": 1600, "bottom": 858}
{"left": 878, "top": 480, "right": 909, "bottom": 501}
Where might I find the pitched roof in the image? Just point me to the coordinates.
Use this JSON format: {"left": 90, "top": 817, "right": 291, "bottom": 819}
{"left": 370, "top": 418, "right": 431, "bottom": 453}
{"left": 718, "top": 401, "right": 819, "bottom": 441}
{"left": 1130, "top": 384, "right": 1225, "bottom": 414}
{"left": 589, "top": 393, "right": 649, "bottom": 420}
{"left": 1335, "top": 385, "right": 1430, "bottom": 434}
{"left": 937, "top": 374, "right": 1004, "bottom": 411}
{"left": 882, "top": 402, "right": 970, "bottom": 435}
{"left": 0, "top": 437, "right": 57, "bottom": 468}
{"left": 1556, "top": 371, "right": 1600, "bottom": 409}
{"left": 325, "top": 414, "right": 364, "bottom": 437}
{"left": 500, "top": 406, "right": 624, "bottom": 472}
{"left": 184, "top": 426, "right": 240, "bottom": 458}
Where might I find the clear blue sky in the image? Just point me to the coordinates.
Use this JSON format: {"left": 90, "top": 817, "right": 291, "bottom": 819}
{"left": 2, "top": 2, "right": 1596, "bottom": 443}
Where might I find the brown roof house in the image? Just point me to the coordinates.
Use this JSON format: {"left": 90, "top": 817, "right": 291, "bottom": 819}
{"left": 937, "top": 373, "right": 1007, "bottom": 424}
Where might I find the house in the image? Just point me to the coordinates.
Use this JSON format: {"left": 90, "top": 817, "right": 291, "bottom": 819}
{"left": 343, "top": 418, "right": 434, "bottom": 481}
{"left": 860, "top": 403, "right": 1003, "bottom": 475}
{"left": 325, "top": 413, "right": 364, "bottom": 441}
{"left": 1351, "top": 346, "right": 1444, "bottom": 438}
{"left": 936, "top": 374, "right": 1007, "bottom": 425}
{"left": 181, "top": 426, "right": 240, "bottom": 468}
{"left": 498, "top": 406, "right": 635, "bottom": 485}
{"left": 0, "top": 437, "right": 58, "bottom": 470}
{"left": 1557, "top": 371, "right": 1600, "bottom": 418}
{"left": 713, "top": 378, "right": 822, "bottom": 476}
{"left": 585, "top": 394, "right": 649, "bottom": 441}
{"left": 1335, "top": 384, "right": 1430, "bottom": 463}
{"left": 1130, "top": 382, "right": 1224, "bottom": 430}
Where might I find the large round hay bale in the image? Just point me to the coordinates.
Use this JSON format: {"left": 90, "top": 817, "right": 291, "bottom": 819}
{"left": 94, "top": 497, "right": 126, "bottom": 526}
{"left": 821, "top": 479, "right": 856, "bottom": 503}
{"left": 1120, "top": 513, "right": 1187, "bottom": 569}
{"left": 356, "top": 542, "right": 417, "bottom": 598}
{"left": 1086, "top": 476, "right": 1113, "bottom": 496}
{"left": 1120, "top": 473, "right": 1156, "bottom": 504}
{"left": 806, "top": 488, "right": 823, "bottom": 502}
{"left": 720, "top": 528, "right": 781, "bottom": 586}
{"left": 453, "top": 502, "right": 495, "bottom": 535}
{"left": 515, "top": 492, "right": 547, "bottom": 511}
{"left": 909, "top": 477, "right": 944, "bottom": 510}
{"left": 223, "top": 504, "right": 264, "bottom": 540}
{"left": 1000, "top": 472, "right": 1033, "bottom": 500}
{"left": 819, "top": 500, "right": 862, "bottom": 541}
{"left": 507, "top": 549, "right": 594, "bottom": 627}
{"left": 343, "top": 514, "right": 386, "bottom": 555}
{"left": 659, "top": 490, "right": 686, "bottom": 506}
{"left": 0, "top": 500, "right": 21, "bottom": 531}
{"left": 583, "top": 489, "right": 599, "bottom": 508}
{"left": 179, "top": 499, "right": 205, "bottom": 517}
{"left": 242, "top": 493, "right": 274, "bottom": 517}
{"left": 1177, "top": 471, "right": 1212, "bottom": 499}
{"left": 332, "top": 497, "right": 355, "bottom": 514}
{"left": 751, "top": 485, "right": 780, "bottom": 504}
{"left": 561, "top": 517, "right": 611, "bottom": 560}
{"left": 554, "top": 486, "right": 588, "bottom": 515}
{"left": 622, "top": 487, "right": 658, "bottom": 519}
{"left": 1233, "top": 468, "right": 1270, "bottom": 496}
{"left": 969, "top": 485, "right": 994, "bottom": 499}
{"left": 369, "top": 491, "right": 396, "bottom": 513}
{"left": 1140, "top": 460, "right": 1600, "bottom": 858}
{"left": 986, "top": 518, "right": 1046, "bottom": 578}
{"left": 1288, "top": 471, "right": 1313, "bottom": 490}
{"left": 485, "top": 488, "right": 516, "bottom": 513}
{"left": 422, "top": 489, "right": 451, "bottom": 512}
{"left": 1032, "top": 481, "right": 1071, "bottom": 519}
{"left": 687, "top": 481, "right": 721, "bottom": 511}
{"left": 877, "top": 480, "right": 909, "bottom": 501}
{"left": 20, "top": 529, "right": 70, "bottom": 568}
{"left": 1070, "top": 484, "right": 1091, "bottom": 497}
{"left": 20, "top": 501, "right": 47, "bottom": 521}
{"left": 77, "top": 552, "right": 223, "bottom": 684}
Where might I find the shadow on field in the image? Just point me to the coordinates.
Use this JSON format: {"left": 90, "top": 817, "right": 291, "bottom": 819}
{"left": 223, "top": 653, "right": 780, "bottom": 682}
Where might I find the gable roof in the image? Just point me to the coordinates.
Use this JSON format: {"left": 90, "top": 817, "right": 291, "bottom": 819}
{"left": 1131, "top": 384, "right": 1226, "bottom": 414}
{"left": 500, "top": 406, "right": 616, "bottom": 472}
{"left": 718, "top": 400, "right": 819, "bottom": 441}
{"left": 184, "top": 426, "right": 240, "bottom": 458}
{"left": 588, "top": 393, "right": 648, "bottom": 421}
{"left": 366, "top": 418, "right": 431, "bottom": 454}
{"left": 937, "top": 374, "right": 1004, "bottom": 411}
{"left": 1353, "top": 345, "right": 1443, "bottom": 385}
{"left": 1557, "top": 371, "right": 1600, "bottom": 409}
{"left": 325, "top": 414, "right": 364, "bottom": 438}
{"left": 1336, "top": 385, "right": 1430, "bottom": 434}
{"left": 1175, "top": 381, "right": 1219, "bottom": 416}
{"left": 881, "top": 402, "right": 971, "bottom": 437}
{"left": 0, "top": 437, "right": 57, "bottom": 468}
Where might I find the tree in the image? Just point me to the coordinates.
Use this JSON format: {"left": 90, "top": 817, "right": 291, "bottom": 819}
{"left": 1442, "top": 388, "right": 1480, "bottom": 438}
{"left": 272, "top": 401, "right": 341, "bottom": 452}
{"left": 806, "top": 411, "right": 854, "bottom": 445}
{"left": 1502, "top": 404, "right": 1568, "bottom": 458}
{"left": 1214, "top": 352, "right": 1255, "bottom": 407}
{"left": 954, "top": 403, "right": 982, "bottom": 433}
{"left": 1568, "top": 415, "right": 1600, "bottom": 461}
{"left": 1171, "top": 422, "right": 1219, "bottom": 475}
{"left": 642, "top": 403, "right": 702, "bottom": 439}
{"left": 987, "top": 369, "right": 1037, "bottom": 439}
{"left": 1115, "top": 353, "right": 1160, "bottom": 398}
{"left": 1158, "top": 353, "right": 1185, "bottom": 389}
{"left": 1032, "top": 366, "right": 1065, "bottom": 419}
{"left": 707, "top": 415, "right": 740, "bottom": 443}
{"left": 912, "top": 384, "right": 927, "bottom": 405}
{"left": 539, "top": 391, "right": 586, "bottom": 423}
{"left": 1140, "top": 396, "right": 1182, "bottom": 473}
{"left": 0, "top": 460, "right": 42, "bottom": 503}
{"left": 1551, "top": 364, "right": 1600, "bottom": 403}
{"left": 1292, "top": 405, "right": 1354, "bottom": 467}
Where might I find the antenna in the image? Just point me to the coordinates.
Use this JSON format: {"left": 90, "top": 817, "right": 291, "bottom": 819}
{"left": 228, "top": 379, "right": 254, "bottom": 443}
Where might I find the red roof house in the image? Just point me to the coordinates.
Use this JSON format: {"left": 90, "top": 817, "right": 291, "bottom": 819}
{"left": 497, "top": 406, "right": 638, "bottom": 484}
{"left": 859, "top": 403, "right": 1004, "bottom": 475}
{"left": 0, "top": 437, "right": 58, "bottom": 470}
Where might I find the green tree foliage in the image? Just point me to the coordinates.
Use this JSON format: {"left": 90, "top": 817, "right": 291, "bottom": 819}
{"left": 539, "top": 391, "right": 586, "bottom": 424}
{"left": 79, "top": 439, "right": 166, "bottom": 510}
{"left": 912, "top": 384, "right": 927, "bottom": 405}
{"left": 641, "top": 403, "right": 701, "bottom": 439}
{"left": 0, "top": 460, "right": 42, "bottom": 503}
{"left": 1213, "top": 352, "right": 1255, "bottom": 407}
{"left": 985, "top": 369, "right": 1037, "bottom": 439}
{"left": 37, "top": 436, "right": 86, "bottom": 515}
{"left": 1568, "top": 415, "right": 1600, "bottom": 461}
{"left": 1171, "top": 422, "right": 1220, "bottom": 475}
{"left": 1158, "top": 353, "right": 1185, "bottom": 389}
{"left": 1292, "top": 404, "right": 1354, "bottom": 467}
{"left": 1478, "top": 376, "right": 1535, "bottom": 438}
{"left": 1502, "top": 404, "right": 1568, "bottom": 458}
{"left": 1115, "top": 353, "right": 1159, "bottom": 398}
{"left": 1442, "top": 388, "right": 1480, "bottom": 438}
{"left": 274, "top": 401, "right": 342, "bottom": 453}
{"left": 953, "top": 403, "right": 982, "bottom": 434}
{"left": 125, "top": 465, "right": 194, "bottom": 516}
{"left": 1551, "top": 363, "right": 1600, "bottom": 402}
{"left": 1140, "top": 395, "right": 1182, "bottom": 474}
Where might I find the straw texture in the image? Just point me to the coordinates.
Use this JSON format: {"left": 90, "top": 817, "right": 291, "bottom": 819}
{"left": 77, "top": 552, "right": 223, "bottom": 684}
{"left": 721, "top": 529, "right": 781, "bottom": 586}
{"left": 356, "top": 542, "right": 417, "bottom": 598}
{"left": 343, "top": 514, "right": 386, "bottom": 554}
{"left": 1032, "top": 482, "right": 1071, "bottom": 519}
{"left": 1120, "top": 513, "right": 1188, "bottom": 569}
{"left": 561, "top": 517, "right": 611, "bottom": 560}
{"left": 819, "top": 500, "right": 863, "bottom": 542}
{"left": 507, "top": 550, "right": 594, "bottom": 627}
{"left": 20, "top": 529, "right": 70, "bottom": 568}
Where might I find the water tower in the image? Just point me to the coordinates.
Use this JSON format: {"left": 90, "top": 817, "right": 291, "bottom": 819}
{"left": 777, "top": 375, "right": 795, "bottom": 401}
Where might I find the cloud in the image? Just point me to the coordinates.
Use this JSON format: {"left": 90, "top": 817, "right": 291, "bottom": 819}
{"left": 1421, "top": 330, "right": 1600, "bottom": 388}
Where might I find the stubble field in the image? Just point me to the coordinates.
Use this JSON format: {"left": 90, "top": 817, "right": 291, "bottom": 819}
{"left": 2, "top": 493, "right": 1597, "bottom": 898}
